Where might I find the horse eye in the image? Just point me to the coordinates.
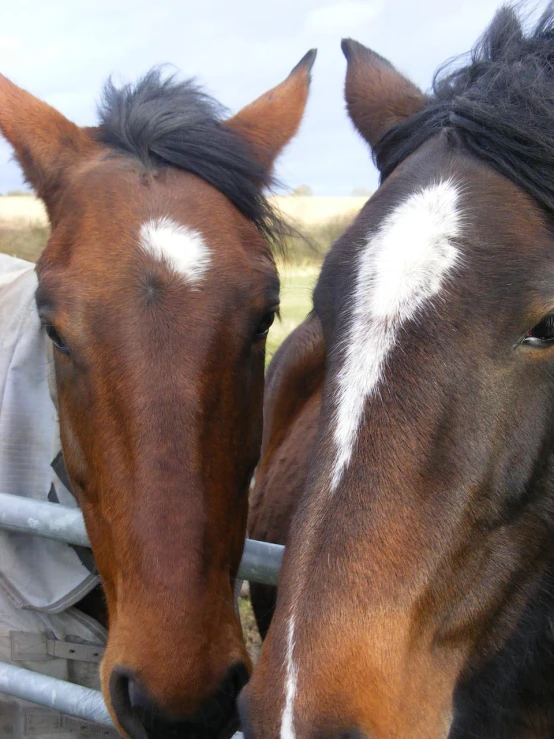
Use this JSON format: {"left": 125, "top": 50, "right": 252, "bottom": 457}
{"left": 521, "top": 314, "right": 554, "bottom": 348}
{"left": 254, "top": 312, "right": 276, "bottom": 340}
{"left": 45, "top": 324, "right": 70, "bottom": 355}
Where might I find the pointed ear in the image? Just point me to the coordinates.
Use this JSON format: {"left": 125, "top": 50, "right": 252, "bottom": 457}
{"left": 225, "top": 49, "right": 316, "bottom": 175}
{"left": 341, "top": 39, "right": 425, "bottom": 149}
{"left": 0, "top": 75, "right": 95, "bottom": 217}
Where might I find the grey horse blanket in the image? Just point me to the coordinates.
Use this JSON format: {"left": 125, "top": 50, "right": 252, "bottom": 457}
{"left": 0, "top": 254, "right": 110, "bottom": 738}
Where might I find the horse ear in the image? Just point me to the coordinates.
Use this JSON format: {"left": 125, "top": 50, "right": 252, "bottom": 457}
{"left": 0, "top": 75, "right": 95, "bottom": 217}
{"left": 341, "top": 39, "right": 425, "bottom": 149}
{"left": 225, "top": 49, "right": 316, "bottom": 176}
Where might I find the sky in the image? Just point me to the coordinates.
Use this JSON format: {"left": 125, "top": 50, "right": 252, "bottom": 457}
{"left": 0, "top": 0, "right": 544, "bottom": 196}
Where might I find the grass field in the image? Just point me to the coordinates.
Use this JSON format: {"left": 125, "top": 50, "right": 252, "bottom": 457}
{"left": 0, "top": 194, "right": 365, "bottom": 229}
{"left": 0, "top": 221, "right": 49, "bottom": 262}
{"left": 266, "top": 263, "right": 318, "bottom": 360}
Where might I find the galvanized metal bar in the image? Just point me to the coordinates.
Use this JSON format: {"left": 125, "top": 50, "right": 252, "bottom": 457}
{"left": 0, "top": 662, "right": 245, "bottom": 736}
{"left": 0, "top": 661, "right": 114, "bottom": 727}
{"left": 239, "top": 537, "right": 284, "bottom": 586}
{"left": 0, "top": 493, "right": 284, "bottom": 584}
{"left": 0, "top": 493, "right": 89, "bottom": 547}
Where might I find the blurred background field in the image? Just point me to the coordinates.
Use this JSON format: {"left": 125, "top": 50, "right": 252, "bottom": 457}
{"left": 267, "top": 264, "right": 318, "bottom": 359}
{"left": 0, "top": 194, "right": 364, "bottom": 354}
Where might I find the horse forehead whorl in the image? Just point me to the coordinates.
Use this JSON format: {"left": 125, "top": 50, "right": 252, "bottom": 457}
{"left": 139, "top": 217, "right": 211, "bottom": 284}
{"left": 331, "top": 179, "right": 462, "bottom": 491}
{"left": 95, "top": 69, "right": 277, "bottom": 239}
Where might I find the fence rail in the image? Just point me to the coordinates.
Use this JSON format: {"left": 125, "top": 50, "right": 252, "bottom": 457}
{"left": 0, "top": 491, "right": 282, "bottom": 732}
{"left": 0, "top": 492, "right": 284, "bottom": 584}
{"left": 0, "top": 662, "right": 114, "bottom": 728}
{"left": 0, "top": 663, "right": 245, "bottom": 737}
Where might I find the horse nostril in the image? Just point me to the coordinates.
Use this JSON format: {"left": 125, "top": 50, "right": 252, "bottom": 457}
{"left": 109, "top": 662, "right": 249, "bottom": 739}
{"left": 191, "top": 662, "right": 250, "bottom": 730}
{"left": 109, "top": 667, "right": 149, "bottom": 739}
{"left": 222, "top": 662, "right": 250, "bottom": 701}
{"left": 127, "top": 678, "right": 152, "bottom": 713}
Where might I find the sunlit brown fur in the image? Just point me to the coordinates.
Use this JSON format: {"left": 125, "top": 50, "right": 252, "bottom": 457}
{"left": 0, "top": 56, "right": 313, "bottom": 738}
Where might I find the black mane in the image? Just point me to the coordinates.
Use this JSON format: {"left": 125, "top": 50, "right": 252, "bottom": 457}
{"left": 96, "top": 69, "right": 280, "bottom": 240}
{"left": 374, "top": 4, "right": 554, "bottom": 215}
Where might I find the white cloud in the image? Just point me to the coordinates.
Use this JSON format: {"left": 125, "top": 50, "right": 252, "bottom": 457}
{"left": 0, "top": 0, "right": 544, "bottom": 195}
{"left": 306, "top": 1, "right": 384, "bottom": 36}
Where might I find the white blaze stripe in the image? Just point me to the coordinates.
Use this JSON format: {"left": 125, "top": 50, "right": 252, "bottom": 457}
{"left": 331, "top": 180, "right": 461, "bottom": 491}
{"left": 280, "top": 616, "right": 298, "bottom": 739}
{"left": 139, "top": 217, "right": 211, "bottom": 283}
{"left": 278, "top": 182, "right": 461, "bottom": 737}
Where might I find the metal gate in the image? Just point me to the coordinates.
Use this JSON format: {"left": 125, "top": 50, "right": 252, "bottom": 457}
{"left": 0, "top": 492, "right": 283, "bottom": 732}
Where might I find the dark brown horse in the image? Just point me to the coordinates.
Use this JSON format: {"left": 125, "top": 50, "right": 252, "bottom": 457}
{"left": 0, "top": 51, "right": 315, "bottom": 739}
{"left": 243, "top": 7, "right": 554, "bottom": 738}
{"left": 249, "top": 313, "right": 325, "bottom": 638}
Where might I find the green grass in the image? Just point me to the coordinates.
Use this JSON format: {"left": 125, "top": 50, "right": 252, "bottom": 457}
{"left": 262, "top": 215, "right": 352, "bottom": 356}
{"left": 281, "top": 214, "right": 352, "bottom": 264}
{"left": 0, "top": 221, "right": 49, "bottom": 262}
{"left": 266, "top": 263, "right": 319, "bottom": 361}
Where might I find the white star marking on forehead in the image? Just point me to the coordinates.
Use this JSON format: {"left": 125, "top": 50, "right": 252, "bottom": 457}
{"left": 139, "top": 217, "right": 211, "bottom": 283}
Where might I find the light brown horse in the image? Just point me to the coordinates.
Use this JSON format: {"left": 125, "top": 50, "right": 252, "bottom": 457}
{"left": 0, "top": 51, "right": 315, "bottom": 739}
{"left": 242, "top": 7, "right": 554, "bottom": 738}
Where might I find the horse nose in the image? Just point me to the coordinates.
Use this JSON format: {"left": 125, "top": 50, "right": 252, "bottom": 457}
{"left": 239, "top": 689, "right": 369, "bottom": 739}
{"left": 110, "top": 663, "right": 249, "bottom": 739}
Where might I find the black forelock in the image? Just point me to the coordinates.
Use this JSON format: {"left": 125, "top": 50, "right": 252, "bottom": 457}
{"left": 95, "top": 68, "right": 282, "bottom": 242}
{"left": 374, "top": 3, "right": 554, "bottom": 216}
